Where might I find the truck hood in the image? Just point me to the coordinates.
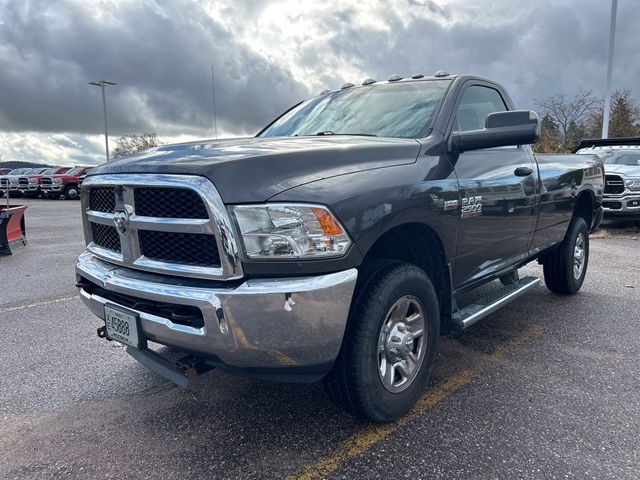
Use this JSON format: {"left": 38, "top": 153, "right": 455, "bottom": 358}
{"left": 89, "top": 136, "right": 421, "bottom": 203}
{"left": 605, "top": 164, "right": 640, "bottom": 178}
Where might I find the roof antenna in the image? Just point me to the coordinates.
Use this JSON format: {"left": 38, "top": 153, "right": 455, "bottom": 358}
{"left": 211, "top": 65, "right": 218, "bottom": 140}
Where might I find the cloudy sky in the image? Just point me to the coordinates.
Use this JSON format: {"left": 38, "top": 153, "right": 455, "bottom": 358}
{"left": 0, "top": 0, "right": 638, "bottom": 165}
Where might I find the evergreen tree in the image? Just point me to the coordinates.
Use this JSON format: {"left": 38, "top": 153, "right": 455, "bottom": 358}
{"left": 534, "top": 113, "right": 562, "bottom": 153}
{"left": 609, "top": 90, "right": 640, "bottom": 137}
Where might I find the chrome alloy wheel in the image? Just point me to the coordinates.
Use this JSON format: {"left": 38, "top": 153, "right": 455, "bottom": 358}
{"left": 573, "top": 232, "right": 586, "bottom": 280}
{"left": 377, "top": 295, "right": 427, "bottom": 393}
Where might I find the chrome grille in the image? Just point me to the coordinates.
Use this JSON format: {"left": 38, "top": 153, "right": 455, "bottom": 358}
{"left": 139, "top": 230, "right": 220, "bottom": 267}
{"left": 134, "top": 187, "right": 208, "bottom": 218}
{"left": 18, "top": 177, "right": 29, "bottom": 186}
{"left": 81, "top": 174, "right": 243, "bottom": 280}
{"left": 90, "top": 187, "right": 116, "bottom": 213}
{"left": 604, "top": 174, "right": 625, "bottom": 195}
{"left": 91, "top": 223, "right": 121, "bottom": 252}
{"left": 41, "top": 177, "right": 53, "bottom": 186}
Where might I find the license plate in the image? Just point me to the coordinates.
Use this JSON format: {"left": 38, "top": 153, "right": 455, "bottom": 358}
{"left": 104, "top": 305, "right": 141, "bottom": 348}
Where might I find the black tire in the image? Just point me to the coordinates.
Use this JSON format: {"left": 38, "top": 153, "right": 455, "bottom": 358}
{"left": 63, "top": 185, "right": 79, "bottom": 200}
{"left": 542, "top": 216, "right": 589, "bottom": 294}
{"left": 323, "top": 261, "right": 440, "bottom": 422}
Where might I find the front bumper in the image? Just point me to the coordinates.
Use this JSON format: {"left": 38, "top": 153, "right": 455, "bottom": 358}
{"left": 41, "top": 184, "right": 63, "bottom": 192}
{"left": 602, "top": 192, "right": 640, "bottom": 216}
{"left": 19, "top": 184, "right": 39, "bottom": 193}
{"left": 76, "top": 251, "right": 357, "bottom": 374}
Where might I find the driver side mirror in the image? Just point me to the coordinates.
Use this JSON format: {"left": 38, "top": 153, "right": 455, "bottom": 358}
{"left": 450, "top": 110, "right": 541, "bottom": 153}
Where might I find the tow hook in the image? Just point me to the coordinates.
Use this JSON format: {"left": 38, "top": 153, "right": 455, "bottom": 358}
{"left": 96, "top": 325, "right": 111, "bottom": 341}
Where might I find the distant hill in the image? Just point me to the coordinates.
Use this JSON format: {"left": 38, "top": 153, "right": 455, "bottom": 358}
{"left": 0, "top": 161, "right": 51, "bottom": 169}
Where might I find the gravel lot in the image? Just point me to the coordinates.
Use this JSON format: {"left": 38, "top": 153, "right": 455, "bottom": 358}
{"left": 1, "top": 200, "right": 639, "bottom": 479}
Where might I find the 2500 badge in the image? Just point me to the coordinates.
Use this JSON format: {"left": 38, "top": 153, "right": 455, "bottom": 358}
{"left": 461, "top": 196, "right": 482, "bottom": 218}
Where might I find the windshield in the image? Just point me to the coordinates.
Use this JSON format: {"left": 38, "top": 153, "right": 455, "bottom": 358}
{"left": 259, "top": 80, "right": 451, "bottom": 139}
{"left": 8, "top": 169, "right": 26, "bottom": 175}
{"left": 577, "top": 147, "right": 640, "bottom": 166}
{"left": 65, "top": 167, "right": 84, "bottom": 175}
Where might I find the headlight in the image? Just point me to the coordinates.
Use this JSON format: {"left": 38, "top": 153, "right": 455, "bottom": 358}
{"left": 53, "top": 178, "right": 63, "bottom": 184}
{"left": 230, "top": 204, "right": 351, "bottom": 259}
{"left": 625, "top": 178, "right": 640, "bottom": 190}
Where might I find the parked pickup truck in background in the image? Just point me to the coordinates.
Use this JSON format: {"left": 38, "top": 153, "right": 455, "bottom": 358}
{"left": 19, "top": 166, "right": 71, "bottom": 198}
{"left": 575, "top": 138, "right": 640, "bottom": 218}
{"left": 41, "top": 166, "right": 94, "bottom": 200}
{"left": 1, "top": 167, "right": 47, "bottom": 197}
{"left": 76, "top": 72, "right": 604, "bottom": 422}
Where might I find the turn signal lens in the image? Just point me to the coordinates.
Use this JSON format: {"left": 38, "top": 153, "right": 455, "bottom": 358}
{"left": 312, "top": 207, "right": 344, "bottom": 235}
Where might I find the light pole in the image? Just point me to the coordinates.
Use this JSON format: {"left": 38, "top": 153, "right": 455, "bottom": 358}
{"left": 602, "top": 0, "right": 618, "bottom": 139}
{"left": 89, "top": 80, "right": 117, "bottom": 161}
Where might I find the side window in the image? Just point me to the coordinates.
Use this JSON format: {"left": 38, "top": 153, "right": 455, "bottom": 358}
{"left": 454, "top": 85, "right": 507, "bottom": 132}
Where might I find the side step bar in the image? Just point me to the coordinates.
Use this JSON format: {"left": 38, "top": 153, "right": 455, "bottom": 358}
{"left": 452, "top": 276, "right": 541, "bottom": 330}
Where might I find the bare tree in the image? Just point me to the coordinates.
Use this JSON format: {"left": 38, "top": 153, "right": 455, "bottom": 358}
{"left": 112, "top": 133, "right": 161, "bottom": 159}
{"left": 535, "top": 90, "right": 599, "bottom": 149}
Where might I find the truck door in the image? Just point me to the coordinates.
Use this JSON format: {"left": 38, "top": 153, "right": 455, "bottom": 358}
{"left": 449, "top": 83, "right": 537, "bottom": 288}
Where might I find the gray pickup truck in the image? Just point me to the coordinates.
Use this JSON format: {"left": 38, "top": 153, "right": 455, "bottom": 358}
{"left": 76, "top": 72, "right": 604, "bottom": 422}
{"left": 575, "top": 138, "right": 640, "bottom": 217}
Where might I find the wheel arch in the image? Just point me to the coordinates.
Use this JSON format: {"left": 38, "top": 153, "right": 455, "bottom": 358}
{"left": 573, "top": 189, "right": 595, "bottom": 229}
{"left": 360, "top": 222, "right": 453, "bottom": 334}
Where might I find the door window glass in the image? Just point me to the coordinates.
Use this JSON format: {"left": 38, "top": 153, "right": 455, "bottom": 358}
{"left": 455, "top": 86, "right": 507, "bottom": 131}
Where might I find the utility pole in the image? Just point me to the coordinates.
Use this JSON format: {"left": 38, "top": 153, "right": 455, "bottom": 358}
{"left": 211, "top": 66, "right": 218, "bottom": 139}
{"left": 89, "top": 80, "right": 117, "bottom": 161}
{"left": 602, "top": 0, "right": 618, "bottom": 139}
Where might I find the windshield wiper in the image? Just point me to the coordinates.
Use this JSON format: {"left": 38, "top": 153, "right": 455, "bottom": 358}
{"left": 314, "top": 131, "right": 378, "bottom": 137}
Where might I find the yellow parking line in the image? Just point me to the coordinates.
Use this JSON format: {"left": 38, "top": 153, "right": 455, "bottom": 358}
{"left": 289, "top": 324, "right": 543, "bottom": 480}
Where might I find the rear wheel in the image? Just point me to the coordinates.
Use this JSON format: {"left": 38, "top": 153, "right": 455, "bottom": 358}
{"left": 324, "top": 261, "right": 439, "bottom": 422}
{"left": 542, "top": 216, "right": 589, "bottom": 294}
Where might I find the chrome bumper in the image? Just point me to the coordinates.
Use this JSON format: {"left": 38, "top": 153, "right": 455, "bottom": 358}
{"left": 41, "top": 185, "right": 62, "bottom": 191}
{"left": 602, "top": 193, "right": 640, "bottom": 214}
{"left": 76, "top": 252, "right": 357, "bottom": 369}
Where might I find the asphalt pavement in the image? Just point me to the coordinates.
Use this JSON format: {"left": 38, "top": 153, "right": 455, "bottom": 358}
{"left": 1, "top": 199, "right": 639, "bottom": 479}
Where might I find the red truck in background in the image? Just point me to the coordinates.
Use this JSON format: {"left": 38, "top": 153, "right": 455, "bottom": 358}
{"left": 19, "top": 166, "right": 71, "bottom": 198}
{"left": 41, "top": 166, "right": 94, "bottom": 199}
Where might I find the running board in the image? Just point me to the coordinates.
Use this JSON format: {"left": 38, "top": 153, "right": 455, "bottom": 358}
{"left": 452, "top": 276, "right": 540, "bottom": 330}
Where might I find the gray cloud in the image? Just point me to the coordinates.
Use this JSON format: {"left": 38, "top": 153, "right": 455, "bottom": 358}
{"left": 0, "top": 0, "right": 308, "bottom": 137}
{"left": 0, "top": 0, "right": 639, "bottom": 165}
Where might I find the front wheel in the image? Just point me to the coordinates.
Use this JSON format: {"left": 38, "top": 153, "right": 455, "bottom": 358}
{"left": 542, "top": 216, "right": 589, "bottom": 294}
{"left": 324, "top": 261, "right": 439, "bottom": 422}
{"left": 63, "top": 185, "right": 79, "bottom": 200}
